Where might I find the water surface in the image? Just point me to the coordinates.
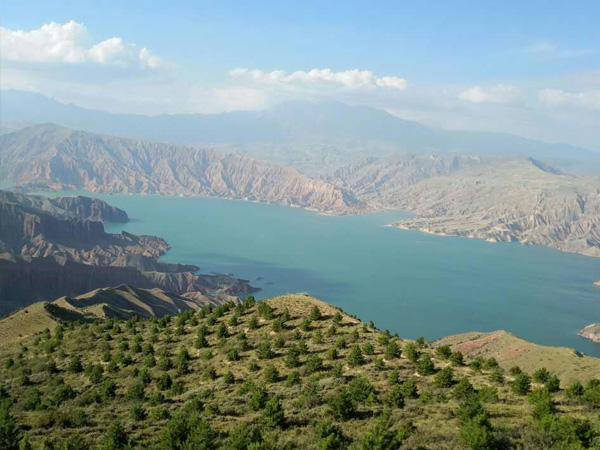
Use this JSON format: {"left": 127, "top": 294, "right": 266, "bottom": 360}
{"left": 91, "top": 195, "right": 599, "bottom": 356}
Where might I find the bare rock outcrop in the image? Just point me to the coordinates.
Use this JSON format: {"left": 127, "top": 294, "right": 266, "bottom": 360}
{"left": 0, "top": 191, "right": 256, "bottom": 315}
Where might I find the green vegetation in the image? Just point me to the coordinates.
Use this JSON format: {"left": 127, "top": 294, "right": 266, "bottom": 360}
{"left": 1, "top": 294, "right": 599, "bottom": 449}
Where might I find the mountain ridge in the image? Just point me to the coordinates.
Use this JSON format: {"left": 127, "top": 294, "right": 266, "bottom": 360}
{"left": 2, "top": 90, "right": 598, "bottom": 171}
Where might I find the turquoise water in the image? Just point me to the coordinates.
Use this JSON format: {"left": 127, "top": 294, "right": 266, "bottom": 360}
{"left": 58, "top": 193, "right": 600, "bottom": 356}
{"left": 92, "top": 196, "right": 600, "bottom": 356}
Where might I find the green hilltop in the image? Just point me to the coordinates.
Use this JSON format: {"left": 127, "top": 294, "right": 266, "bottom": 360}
{"left": 1, "top": 294, "right": 599, "bottom": 450}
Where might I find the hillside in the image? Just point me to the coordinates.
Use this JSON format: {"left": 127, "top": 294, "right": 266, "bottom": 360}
{"left": 433, "top": 330, "right": 600, "bottom": 385}
{"left": 0, "top": 124, "right": 365, "bottom": 214}
{"left": 1, "top": 293, "right": 599, "bottom": 449}
{"left": 0, "top": 285, "right": 238, "bottom": 349}
{"left": 0, "top": 191, "right": 255, "bottom": 314}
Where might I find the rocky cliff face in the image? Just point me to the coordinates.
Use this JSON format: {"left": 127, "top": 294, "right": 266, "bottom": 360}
{"left": 0, "top": 124, "right": 365, "bottom": 214}
{"left": 0, "top": 191, "right": 256, "bottom": 315}
{"left": 0, "top": 190, "right": 128, "bottom": 223}
{"left": 329, "top": 155, "right": 600, "bottom": 259}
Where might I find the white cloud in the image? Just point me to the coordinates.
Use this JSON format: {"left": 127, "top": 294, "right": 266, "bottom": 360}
{"left": 523, "top": 41, "right": 596, "bottom": 58}
{"left": 229, "top": 68, "right": 407, "bottom": 90}
{"left": 538, "top": 88, "right": 600, "bottom": 110}
{"left": 459, "top": 84, "right": 520, "bottom": 104}
{"left": 0, "top": 20, "right": 168, "bottom": 69}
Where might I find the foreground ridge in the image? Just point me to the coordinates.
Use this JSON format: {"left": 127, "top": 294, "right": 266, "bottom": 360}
{"left": 1, "top": 293, "right": 599, "bottom": 449}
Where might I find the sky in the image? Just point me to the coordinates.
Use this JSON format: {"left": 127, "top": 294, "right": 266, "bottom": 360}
{"left": 1, "top": 0, "right": 599, "bottom": 149}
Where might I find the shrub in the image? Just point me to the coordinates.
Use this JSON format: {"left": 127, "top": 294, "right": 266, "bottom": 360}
{"left": 347, "top": 376, "right": 376, "bottom": 404}
{"left": 454, "top": 378, "right": 475, "bottom": 401}
{"left": 313, "top": 330, "right": 324, "bottom": 345}
{"left": 528, "top": 388, "right": 556, "bottom": 421}
{"left": 384, "top": 385, "right": 405, "bottom": 408}
{"left": 347, "top": 346, "right": 365, "bottom": 367}
{"left": 384, "top": 340, "right": 401, "bottom": 359}
{"left": 362, "top": 342, "right": 374, "bottom": 355}
{"left": 248, "top": 386, "right": 268, "bottom": 411}
{"left": 223, "top": 371, "right": 235, "bottom": 385}
{"left": 129, "top": 405, "right": 146, "bottom": 421}
{"left": 565, "top": 381, "right": 584, "bottom": 400}
{"left": 139, "top": 368, "right": 151, "bottom": 385}
{"left": 256, "top": 340, "right": 274, "bottom": 360}
{"left": 227, "top": 349, "right": 240, "bottom": 362}
{"left": 100, "top": 379, "right": 117, "bottom": 401}
{"left": 157, "top": 373, "right": 172, "bottom": 391}
{"left": 263, "top": 364, "right": 279, "bottom": 383}
{"left": 469, "top": 357, "right": 484, "bottom": 372}
{"left": 329, "top": 389, "right": 356, "bottom": 421}
{"left": 434, "top": 366, "right": 455, "bottom": 388}
{"left": 511, "top": 373, "right": 532, "bottom": 396}
{"left": 68, "top": 356, "right": 83, "bottom": 373}
{"left": 435, "top": 345, "right": 452, "bottom": 359}
{"left": 533, "top": 367, "right": 551, "bottom": 384}
{"left": 100, "top": 420, "right": 131, "bottom": 450}
{"left": 217, "top": 323, "right": 229, "bottom": 339}
{"left": 248, "top": 315, "right": 259, "bottom": 330}
{"left": 355, "top": 416, "right": 407, "bottom": 450}
{"left": 202, "top": 366, "right": 217, "bottom": 381}
{"left": 221, "top": 423, "right": 262, "bottom": 450}
{"left": 126, "top": 383, "right": 145, "bottom": 401}
{"left": 489, "top": 369, "right": 504, "bottom": 384}
{"left": 509, "top": 366, "right": 522, "bottom": 376}
{"left": 22, "top": 388, "right": 42, "bottom": 411}
{"left": 195, "top": 331, "right": 209, "bottom": 349}
{"left": 286, "top": 371, "right": 301, "bottom": 387}
{"left": 158, "top": 357, "right": 173, "bottom": 371}
{"left": 403, "top": 343, "right": 420, "bottom": 363}
{"left": 315, "top": 421, "right": 347, "bottom": 450}
{"left": 301, "top": 318, "right": 312, "bottom": 332}
{"left": 159, "top": 412, "right": 216, "bottom": 450}
{"left": 483, "top": 358, "right": 499, "bottom": 370}
{"left": 416, "top": 354, "right": 436, "bottom": 376}
{"left": 478, "top": 386, "right": 499, "bottom": 404}
{"left": 583, "top": 379, "right": 600, "bottom": 406}
{"left": 285, "top": 346, "right": 301, "bottom": 368}
{"left": 310, "top": 306, "right": 322, "bottom": 321}
{"left": 273, "top": 335, "right": 285, "bottom": 348}
{"left": 262, "top": 396, "right": 285, "bottom": 428}
{"left": 305, "top": 354, "right": 324, "bottom": 374}
{"left": 401, "top": 378, "right": 419, "bottom": 399}
{"left": 545, "top": 374, "right": 560, "bottom": 393}
{"left": 459, "top": 413, "right": 498, "bottom": 450}
{"left": 258, "top": 302, "right": 274, "bottom": 320}
{"left": 450, "top": 351, "right": 465, "bottom": 366}
{"left": 326, "top": 348, "right": 339, "bottom": 360}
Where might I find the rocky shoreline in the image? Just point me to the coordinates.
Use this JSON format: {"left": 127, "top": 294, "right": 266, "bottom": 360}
{"left": 0, "top": 190, "right": 257, "bottom": 315}
{"left": 577, "top": 281, "right": 600, "bottom": 344}
{"left": 579, "top": 323, "right": 600, "bottom": 343}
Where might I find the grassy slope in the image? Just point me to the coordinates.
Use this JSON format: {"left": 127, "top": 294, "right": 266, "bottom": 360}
{"left": 0, "top": 303, "right": 85, "bottom": 350}
{"left": 433, "top": 330, "right": 600, "bottom": 384}
{"left": 0, "top": 294, "right": 598, "bottom": 449}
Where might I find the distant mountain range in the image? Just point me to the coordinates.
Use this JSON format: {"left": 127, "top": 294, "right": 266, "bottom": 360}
{"left": 0, "top": 123, "right": 365, "bottom": 214}
{"left": 2, "top": 90, "right": 598, "bottom": 175}
{"left": 1, "top": 123, "right": 599, "bottom": 259}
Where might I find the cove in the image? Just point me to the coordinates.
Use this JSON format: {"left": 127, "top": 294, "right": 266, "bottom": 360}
{"left": 90, "top": 194, "right": 600, "bottom": 357}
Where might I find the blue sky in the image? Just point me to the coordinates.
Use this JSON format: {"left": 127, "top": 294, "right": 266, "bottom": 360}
{"left": 1, "top": 0, "right": 599, "bottom": 148}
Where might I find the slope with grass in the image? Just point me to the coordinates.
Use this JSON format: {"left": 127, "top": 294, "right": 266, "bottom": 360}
{"left": 432, "top": 330, "right": 600, "bottom": 384}
{"left": 1, "top": 294, "right": 599, "bottom": 449}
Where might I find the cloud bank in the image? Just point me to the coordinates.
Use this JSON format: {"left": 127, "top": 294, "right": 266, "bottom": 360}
{"left": 0, "top": 21, "right": 598, "bottom": 149}
{"left": 0, "top": 20, "right": 167, "bottom": 69}
{"left": 229, "top": 68, "right": 407, "bottom": 90}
